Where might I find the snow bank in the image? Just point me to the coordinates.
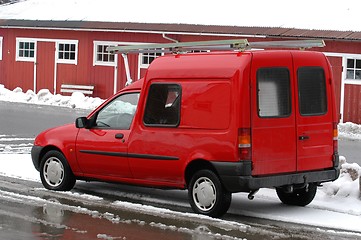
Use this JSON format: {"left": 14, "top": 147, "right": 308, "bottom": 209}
{"left": 322, "top": 156, "right": 361, "bottom": 198}
{"left": 0, "top": 84, "right": 104, "bottom": 109}
{"left": 338, "top": 122, "right": 361, "bottom": 140}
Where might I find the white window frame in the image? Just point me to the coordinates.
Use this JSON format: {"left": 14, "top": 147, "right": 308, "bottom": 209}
{"left": 345, "top": 57, "right": 361, "bottom": 81}
{"left": 139, "top": 49, "right": 163, "bottom": 68}
{"left": 93, "top": 41, "right": 118, "bottom": 66}
{"left": 56, "top": 40, "right": 78, "bottom": 65}
{"left": 16, "top": 38, "right": 37, "bottom": 62}
{"left": 0, "top": 36, "right": 3, "bottom": 60}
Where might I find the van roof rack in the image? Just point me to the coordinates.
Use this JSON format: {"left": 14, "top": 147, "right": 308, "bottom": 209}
{"left": 107, "top": 39, "right": 325, "bottom": 54}
{"left": 110, "top": 38, "right": 325, "bottom": 87}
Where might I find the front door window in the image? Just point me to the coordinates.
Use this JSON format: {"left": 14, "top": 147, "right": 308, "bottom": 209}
{"left": 95, "top": 93, "right": 140, "bottom": 129}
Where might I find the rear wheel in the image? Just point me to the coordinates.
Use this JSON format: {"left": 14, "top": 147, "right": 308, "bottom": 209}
{"left": 188, "top": 169, "right": 231, "bottom": 217}
{"left": 40, "top": 150, "right": 76, "bottom": 191}
{"left": 276, "top": 183, "right": 317, "bottom": 206}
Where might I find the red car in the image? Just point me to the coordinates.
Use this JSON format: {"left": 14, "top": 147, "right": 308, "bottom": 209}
{"left": 32, "top": 46, "right": 340, "bottom": 217}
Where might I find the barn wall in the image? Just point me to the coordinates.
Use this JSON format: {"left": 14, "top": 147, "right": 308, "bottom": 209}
{"left": 343, "top": 84, "right": 361, "bottom": 123}
{"left": 1, "top": 27, "right": 361, "bottom": 123}
{"left": 326, "top": 56, "right": 342, "bottom": 117}
{"left": 0, "top": 28, "right": 242, "bottom": 99}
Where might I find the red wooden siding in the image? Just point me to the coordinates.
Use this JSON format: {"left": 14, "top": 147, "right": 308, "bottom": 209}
{"left": 327, "top": 56, "right": 342, "bottom": 116}
{"left": 91, "top": 65, "right": 114, "bottom": 97}
{"left": 343, "top": 84, "right": 361, "bottom": 123}
{"left": 0, "top": 28, "right": 34, "bottom": 91}
{"left": 36, "top": 42, "right": 55, "bottom": 92}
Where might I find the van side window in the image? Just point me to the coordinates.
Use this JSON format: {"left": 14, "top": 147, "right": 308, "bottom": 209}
{"left": 257, "top": 68, "right": 291, "bottom": 118}
{"left": 298, "top": 67, "right": 327, "bottom": 116}
{"left": 143, "top": 83, "right": 181, "bottom": 126}
{"left": 95, "top": 92, "right": 140, "bottom": 129}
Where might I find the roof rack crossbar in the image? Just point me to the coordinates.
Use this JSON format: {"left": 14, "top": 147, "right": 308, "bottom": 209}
{"left": 248, "top": 39, "right": 325, "bottom": 50}
{"left": 107, "top": 39, "right": 250, "bottom": 53}
{"left": 107, "top": 39, "right": 325, "bottom": 54}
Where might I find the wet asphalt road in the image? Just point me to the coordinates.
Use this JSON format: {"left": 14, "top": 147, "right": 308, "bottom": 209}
{"left": 0, "top": 175, "right": 359, "bottom": 240}
{"left": 0, "top": 101, "right": 90, "bottom": 153}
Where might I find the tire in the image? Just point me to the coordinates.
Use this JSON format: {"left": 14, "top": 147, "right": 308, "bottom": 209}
{"left": 40, "top": 150, "right": 76, "bottom": 191}
{"left": 188, "top": 169, "right": 231, "bottom": 217}
{"left": 276, "top": 183, "right": 317, "bottom": 206}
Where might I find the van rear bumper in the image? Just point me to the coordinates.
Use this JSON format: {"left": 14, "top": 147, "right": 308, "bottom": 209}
{"left": 211, "top": 158, "right": 340, "bottom": 193}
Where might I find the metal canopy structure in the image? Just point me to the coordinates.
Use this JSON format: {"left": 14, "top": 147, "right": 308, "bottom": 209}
{"left": 107, "top": 39, "right": 325, "bottom": 54}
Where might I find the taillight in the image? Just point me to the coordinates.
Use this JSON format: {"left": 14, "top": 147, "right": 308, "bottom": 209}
{"left": 333, "top": 122, "right": 338, "bottom": 154}
{"left": 238, "top": 128, "right": 252, "bottom": 160}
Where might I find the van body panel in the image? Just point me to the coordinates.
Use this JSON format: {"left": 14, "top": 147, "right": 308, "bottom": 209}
{"left": 75, "top": 128, "right": 132, "bottom": 178}
{"left": 292, "top": 51, "right": 335, "bottom": 171}
{"left": 213, "top": 161, "right": 338, "bottom": 192}
{"left": 126, "top": 53, "right": 252, "bottom": 185}
{"left": 250, "top": 51, "right": 297, "bottom": 176}
{"left": 178, "top": 80, "right": 232, "bottom": 129}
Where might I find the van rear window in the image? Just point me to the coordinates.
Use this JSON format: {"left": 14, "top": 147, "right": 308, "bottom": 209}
{"left": 298, "top": 67, "right": 327, "bottom": 116}
{"left": 257, "top": 68, "right": 291, "bottom": 118}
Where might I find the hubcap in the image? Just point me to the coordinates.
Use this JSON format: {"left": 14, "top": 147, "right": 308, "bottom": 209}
{"left": 192, "top": 177, "right": 216, "bottom": 211}
{"left": 43, "top": 157, "right": 64, "bottom": 187}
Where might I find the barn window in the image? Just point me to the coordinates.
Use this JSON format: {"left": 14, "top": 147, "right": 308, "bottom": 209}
{"left": 93, "top": 42, "right": 117, "bottom": 66}
{"left": 0, "top": 36, "right": 3, "bottom": 60}
{"left": 140, "top": 49, "right": 162, "bottom": 68}
{"left": 346, "top": 58, "right": 361, "bottom": 80}
{"left": 57, "top": 41, "right": 78, "bottom": 64}
{"left": 16, "top": 39, "right": 36, "bottom": 62}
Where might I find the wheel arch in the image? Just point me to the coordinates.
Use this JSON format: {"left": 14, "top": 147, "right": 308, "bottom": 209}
{"left": 184, "top": 159, "right": 219, "bottom": 188}
{"left": 35, "top": 145, "right": 77, "bottom": 174}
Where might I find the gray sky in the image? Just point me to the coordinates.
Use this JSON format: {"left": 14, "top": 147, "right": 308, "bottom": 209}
{"left": 0, "top": 0, "right": 360, "bottom": 31}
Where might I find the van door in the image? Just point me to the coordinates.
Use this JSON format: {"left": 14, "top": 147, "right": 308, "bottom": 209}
{"left": 251, "top": 51, "right": 297, "bottom": 176}
{"left": 293, "top": 52, "right": 334, "bottom": 171}
{"left": 76, "top": 92, "right": 139, "bottom": 178}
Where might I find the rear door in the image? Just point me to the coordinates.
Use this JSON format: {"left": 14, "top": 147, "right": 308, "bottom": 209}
{"left": 251, "top": 51, "right": 297, "bottom": 175}
{"left": 293, "top": 52, "right": 334, "bottom": 171}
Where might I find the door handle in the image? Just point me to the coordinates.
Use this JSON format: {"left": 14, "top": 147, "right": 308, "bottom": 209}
{"left": 298, "top": 135, "right": 310, "bottom": 141}
{"left": 115, "top": 133, "right": 124, "bottom": 139}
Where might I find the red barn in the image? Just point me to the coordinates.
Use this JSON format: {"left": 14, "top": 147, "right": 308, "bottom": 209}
{"left": 0, "top": 20, "right": 361, "bottom": 123}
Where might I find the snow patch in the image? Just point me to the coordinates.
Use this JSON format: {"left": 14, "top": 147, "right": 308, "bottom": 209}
{"left": 338, "top": 122, "right": 361, "bottom": 140}
{"left": 0, "top": 84, "right": 104, "bottom": 110}
{"left": 322, "top": 158, "right": 361, "bottom": 198}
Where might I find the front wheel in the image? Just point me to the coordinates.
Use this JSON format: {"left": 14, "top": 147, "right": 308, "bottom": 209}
{"left": 276, "top": 183, "right": 317, "bottom": 206}
{"left": 188, "top": 169, "right": 231, "bottom": 217}
{"left": 40, "top": 150, "right": 76, "bottom": 191}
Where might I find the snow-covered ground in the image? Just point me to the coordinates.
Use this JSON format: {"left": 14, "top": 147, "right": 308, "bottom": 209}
{"left": 0, "top": 84, "right": 104, "bottom": 110}
{"left": 0, "top": 84, "right": 361, "bottom": 235}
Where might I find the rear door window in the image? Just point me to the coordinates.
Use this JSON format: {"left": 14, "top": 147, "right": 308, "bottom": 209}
{"left": 257, "top": 68, "right": 291, "bottom": 118}
{"left": 298, "top": 67, "right": 327, "bottom": 116}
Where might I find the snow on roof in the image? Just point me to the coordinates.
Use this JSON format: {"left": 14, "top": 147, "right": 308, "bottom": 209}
{"left": 1, "top": 0, "right": 361, "bottom": 32}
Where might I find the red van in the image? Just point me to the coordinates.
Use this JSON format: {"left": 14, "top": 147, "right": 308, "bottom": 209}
{"left": 31, "top": 41, "right": 340, "bottom": 217}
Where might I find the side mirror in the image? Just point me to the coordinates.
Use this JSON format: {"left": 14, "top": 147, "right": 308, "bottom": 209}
{"left": 75, "top": 117, "right": 89, "bottom": 129}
